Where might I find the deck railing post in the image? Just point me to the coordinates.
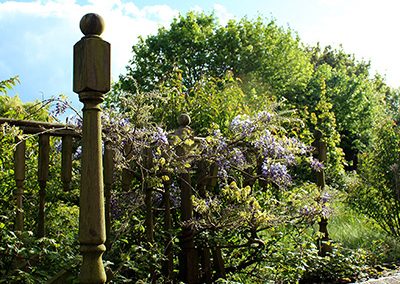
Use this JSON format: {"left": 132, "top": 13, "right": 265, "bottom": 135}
{"left": 14, "top": 138, "right": 26, "bottom": 232}
{"left": 313, "top": 130, "right": 331, "bottom": 256}
{"left": 37, "top": 134, "right": 50, "bottom": 238}
{"left": 175, "top": 114, "right": 199, "bottom": 284}
{"left": 61, "top": 135, "right": 73, "bottom": 191}
{"left": 73, "top": 13, "right": 110, "bottom": 283}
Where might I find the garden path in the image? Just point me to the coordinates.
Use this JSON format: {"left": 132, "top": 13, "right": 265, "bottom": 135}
{"left": 357, "top": 273, "right": 400, "bottom": 283}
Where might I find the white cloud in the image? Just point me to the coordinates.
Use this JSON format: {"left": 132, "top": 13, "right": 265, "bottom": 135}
{"left": 295, "top": 0, "right": 400, "bottom": 87}
{"left": 188, "top": 3, "right": 235, "bottom": 25}
{"left": 0, "top": 0, "right": 179, "bottom": 104}
{"left": 213, "top": 4, "right": 234, "bottom": 25}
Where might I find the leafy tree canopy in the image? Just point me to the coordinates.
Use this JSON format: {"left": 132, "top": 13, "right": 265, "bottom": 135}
{"left": 120, "top": 12, "right": 313, "bottom": 99}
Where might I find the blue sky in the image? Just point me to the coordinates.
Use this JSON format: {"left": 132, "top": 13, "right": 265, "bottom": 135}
{"left": 1, "top": 0, "right": 400, "bottom": 116}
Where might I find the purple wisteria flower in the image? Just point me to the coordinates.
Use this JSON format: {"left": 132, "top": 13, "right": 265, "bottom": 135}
{"left": 55, "top": 140, "right": 62, "bottom": 153}
{"left": 73, "top": 145, "right": 82, "bottom": 160}
{"left": 321, "top": 205, "right": 332, "bottom": 218}
{"left": 320, "top": 192, "right": 331, "bottom": 203}
{"left": 230, "top": 148, "right": 246, "bottom": 168}
{"left": 261, "top": 160, "right": 292, "bottom": 187}
{"left": 67, "top": 115, "right": 82, "bottom": 128}
{"left": 310, "top": 157, "right": 325, "bottom": 172}
{"left": 289, "top": 137, "right": 310, "bottom": 155}
{"left": 110, "top": 194, "right": 123, "bottom": 219}
{"left": 257, "top": 111, "right": 273, "bottom": 123}
{"left": 217, "top": 159, "right": 229, "bottom": 180}
{"left": 170, "top": 182, "right": 181, "bottom": 207}
{"left": 153, "top": 127, "right": 169, "bottom": 146}
{"left": 230, "top": 115, "right": 256, "bottom": 136}
{"left": 300, "top": 205, "right": 317, "bottom": 218}
{"left": 255, "top": 131, "right": 295, "bottom": 163}
{"left": 254, "top": 130, "right": 275, "bottom": 152}
{"left": 51, "top": 100, "right": 68, "bottom": 117}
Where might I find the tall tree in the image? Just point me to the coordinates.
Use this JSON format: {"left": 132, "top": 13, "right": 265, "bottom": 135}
{"left": 120, "top": 12, "right": 313, "bottom": 99}
{"left": 307, "top": 46, "right": 387, "bottom": 170}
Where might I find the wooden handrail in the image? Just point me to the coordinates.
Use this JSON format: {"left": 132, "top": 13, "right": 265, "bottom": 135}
{"left": 0, "top": 117, "right": 80, "bottom": 137}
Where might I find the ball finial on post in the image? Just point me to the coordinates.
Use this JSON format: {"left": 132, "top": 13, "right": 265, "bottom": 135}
{"left": 178, "top": 113, "right": 191, "bottom": 127}
{"left": 80, "top": 13, "right": 105, "bottom": 36}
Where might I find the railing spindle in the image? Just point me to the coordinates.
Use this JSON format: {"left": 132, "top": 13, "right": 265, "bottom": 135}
{"left": 37, "top": 134, "right": 50, "bottom": 238}
{"left": 14, "top": 138, "right": 26, "bottom": 232}
{"left": 61, "top": 135, "right": 73, "bottom": 191}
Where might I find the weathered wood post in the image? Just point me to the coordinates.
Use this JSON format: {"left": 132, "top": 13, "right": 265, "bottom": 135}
{"left": 73, "top": 13, "right": 110, "bottom": 283}
{"left": 14, "top": 138, "right": 26, "bottom": 232}
{"left": 175, "top": 114, "right": 199, "bottom": 284}
{"left": 196, "top": 160, "right": 212, "bottom": 284}
{"left": 162, "top": 176, "right": 174, "bottom": 282}
{"left": 313, "top": 130, "right": 331, "bottom": 256}
{"left": 206, "top": 164, "right": 226, "bottom": 280}
{"left": 61, "top": 135, "right": 73, "bottom": 191}
{"left": 37, "top": 134, "right": 50, "bottom": 238}
{"left": 144, "top": 147, "right": 155, "bottom": 244}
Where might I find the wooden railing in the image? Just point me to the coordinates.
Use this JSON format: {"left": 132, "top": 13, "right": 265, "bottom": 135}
{"left": 0, "top": 118, "right": 79, "bottom": 237}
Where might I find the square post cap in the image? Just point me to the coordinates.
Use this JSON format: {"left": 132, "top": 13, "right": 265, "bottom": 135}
{"left": 73, "top": 13, "right": 110, "bottom": 94}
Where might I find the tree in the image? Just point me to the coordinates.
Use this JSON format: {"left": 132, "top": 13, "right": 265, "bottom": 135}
{"left": 347, "top": 117, "right": 400, "bottom": 237}
{"left": 306, "top": 46, "right": 387, "bottom": 170}
{"left": 120, "top": 12, "right": 313, "bottom": 100}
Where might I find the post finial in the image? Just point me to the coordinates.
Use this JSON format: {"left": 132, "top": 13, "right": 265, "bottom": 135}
{"left": 80, "top": 13, "right": 105, "bottom": 36}
{"left": 178, "top": 114, "right": 191, "bottom": 127}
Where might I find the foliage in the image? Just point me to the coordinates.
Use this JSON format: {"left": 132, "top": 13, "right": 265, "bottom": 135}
{"left": 307, "top": 46, "right": 387, "bottom": 169}
{"left": 0, "top": 76, "right": 19, "bottom": 95}
{"left": 0, "top": 79, "right": 80, "bottom": 282}
{"left": 346, "top": 117, "right": 400, "bottom": 237}
{"left": 111, "top": 71, "right": 257, "bottom": 135}
{"left": 300, "top": 63, "right": 345, "bottom": 182}
{"left": 0, "top": 8, "right": 399, "bottom": 282}
{"left": 300, "top": 243, "right": 370, "bottom": 283}
{"left": 0, "top": 206, "right": 79, "bottom": 283}
{"left": 119, "top": 11, "right": 313, "bottom": 100}
{"left": 99, "top": 86, "right": 340, "bottom": 283}
{"left": 330, "top": 196, "right": 400, "bottom": 266}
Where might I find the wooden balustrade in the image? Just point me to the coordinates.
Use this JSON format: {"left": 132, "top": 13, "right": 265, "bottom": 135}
{"left": 0, "top": 118, "right": 79, "bottom": 236}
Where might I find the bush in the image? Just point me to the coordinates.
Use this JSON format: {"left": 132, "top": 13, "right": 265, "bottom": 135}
{"left": 346, "top": 118, "right": 400, "bottom": 237}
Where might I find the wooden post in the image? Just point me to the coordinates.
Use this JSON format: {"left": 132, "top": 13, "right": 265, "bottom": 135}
{"left": 162, "top": 177, "right": 174, "bottom": 282}
{"left": 103, "top": 141, "right": 114, "bottom": 251}
{"left": 143, "top": 147, "right": 155, "bottom": 244}
{"left": 61, "top": 135, "right": 73, "bottom": 191}
{"left": 313, "top": 130, "right": 331, "bottom": 256}
{"left": 14, "top": 138, "right": 26, "bottom": 232}
{"left": 175, "top": 114, "right": 199, "bottom": 284}
{"left": 206, "top": 164, "right": 226, "bottom": 280}
{"left": 37, "top": 134, "right": 50, "bottom": 238}
{"left": 73, "top": 13, "right": 110, "bottom": 283}
{"left": 195, "top": 160, "right": 213, "bottom": 283}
